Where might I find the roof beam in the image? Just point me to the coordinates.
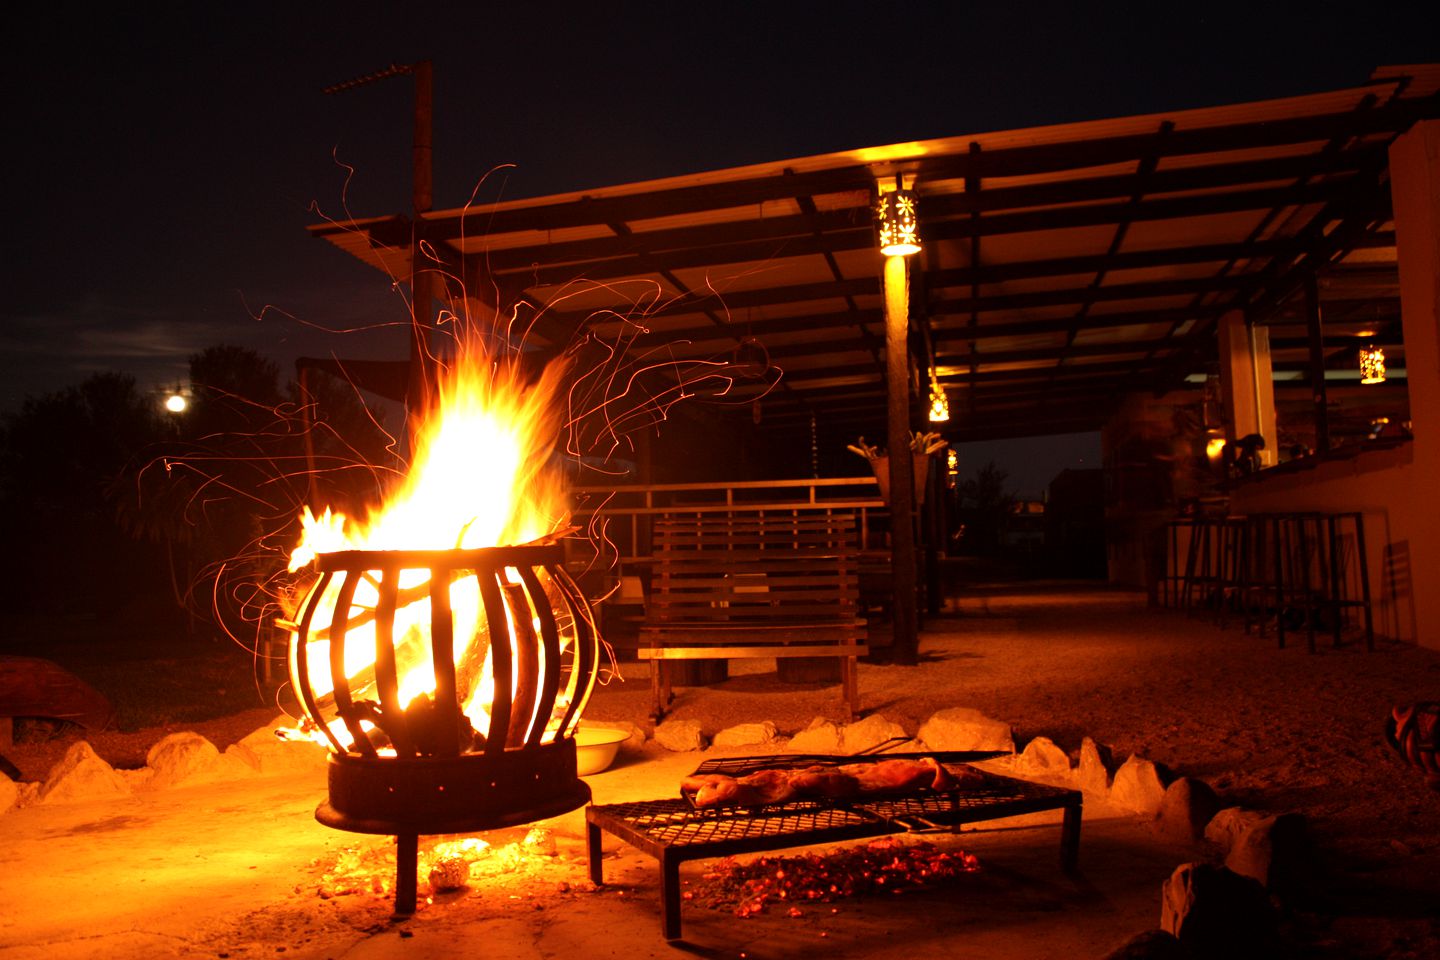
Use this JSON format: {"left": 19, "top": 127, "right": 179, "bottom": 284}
{"left": 915, "top": 96, "right": 1436, "bottom": 181}
{"left": 928, "top": 274, "right": 1255, "bottom": 317}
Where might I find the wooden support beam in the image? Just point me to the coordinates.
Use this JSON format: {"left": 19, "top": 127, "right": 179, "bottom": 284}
{"left": 1305, "top": 274, "right": 1331, "bottom": 454}
{"left": 883, "top": 254, "right": 919, "bottom": 665}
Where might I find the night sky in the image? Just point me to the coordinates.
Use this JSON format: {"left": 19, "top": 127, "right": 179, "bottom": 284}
{"left": 4, "top": 3, "right": 1435, "bottom": 486}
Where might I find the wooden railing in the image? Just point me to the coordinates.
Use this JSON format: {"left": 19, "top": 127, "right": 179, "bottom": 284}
{"left": 568, "top": 476, "right": 887, "bottom": 568}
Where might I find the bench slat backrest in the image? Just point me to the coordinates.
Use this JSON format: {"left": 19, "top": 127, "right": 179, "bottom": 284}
{"left": 646, "top": 513, "right": 860, "bottom": 625}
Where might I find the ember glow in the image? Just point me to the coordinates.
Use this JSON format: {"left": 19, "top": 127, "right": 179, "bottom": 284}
{"left": 689, "top": 839, "right": 979, "bottom": 918}
{"left": 284, "top": 342, "right": 589, "bottom": 752}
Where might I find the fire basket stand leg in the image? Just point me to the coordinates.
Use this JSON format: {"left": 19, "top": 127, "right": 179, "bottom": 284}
{"left": 586, "top": 821, "right": 604, "bottom": 886}
{"left": 395, "top": 833, "right": 419, "bottom": 916}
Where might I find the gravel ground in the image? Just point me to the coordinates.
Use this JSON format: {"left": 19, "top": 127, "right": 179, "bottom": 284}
{"left": 5, "top": 581, "right": 1439, "bottom": 957}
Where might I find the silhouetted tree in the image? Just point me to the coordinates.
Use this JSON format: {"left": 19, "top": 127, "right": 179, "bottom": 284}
{"left": 0, "top": 372, "right": 169, "bottom": 617}
{"left": 956, "top": 461, "right": 1016, "bottom": 556}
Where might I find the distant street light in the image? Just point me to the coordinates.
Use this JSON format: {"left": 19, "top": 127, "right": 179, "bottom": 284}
{"left": 164, "top": 391, "right": 188, "bottom": 414}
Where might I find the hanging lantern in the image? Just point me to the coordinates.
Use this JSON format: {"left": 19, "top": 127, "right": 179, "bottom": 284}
{"left": 1359, "top": 345, "right": 1386, "bottom": 384}
{"left": 928, "top": 380, "right": 950, "bottom": 422}
{"left": 876, "top": 189, "right": 921, "bottom": 257}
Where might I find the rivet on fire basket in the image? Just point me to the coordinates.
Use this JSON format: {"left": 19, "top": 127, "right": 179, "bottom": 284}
{"left": 287, "top": 543, "right": 601, "bottom": 914}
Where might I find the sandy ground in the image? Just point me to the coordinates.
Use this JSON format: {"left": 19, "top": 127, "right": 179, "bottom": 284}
{"left": 3, "top": 582, "right": 1439, "bottom": 959}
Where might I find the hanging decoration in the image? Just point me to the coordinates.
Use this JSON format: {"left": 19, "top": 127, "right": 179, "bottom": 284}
{"left": 928, "top": 378, "right": 950, "bottom": 423}
{"left": 1359, "top": 345, "right": 1386, "bottom": 384}
{"left": 876, "top": 188, "right": 922, "bottom": 257}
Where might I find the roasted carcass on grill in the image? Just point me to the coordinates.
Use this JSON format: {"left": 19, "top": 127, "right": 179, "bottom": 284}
{"left": 682, "top": 757, "right": 978, "bottom": 809}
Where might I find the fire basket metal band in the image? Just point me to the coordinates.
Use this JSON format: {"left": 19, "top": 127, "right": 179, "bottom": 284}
{"left": 288, "top": 543, "right": 602, "bottom": 912}
{"left": 317, "top": 740, "right": 591, "bottom": 836}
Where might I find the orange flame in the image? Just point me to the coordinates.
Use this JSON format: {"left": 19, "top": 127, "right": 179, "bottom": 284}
{"left": 290, "top": 347, "right": 570, "bottom": 567}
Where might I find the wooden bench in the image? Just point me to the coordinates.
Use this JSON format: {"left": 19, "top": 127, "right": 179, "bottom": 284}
{"left": 638, "top": 512, "right": 868, "bottom": 719}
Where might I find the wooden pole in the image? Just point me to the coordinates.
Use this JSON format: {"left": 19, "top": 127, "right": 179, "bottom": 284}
{"left": 884, "top": 255, "right": 919, "bottom": 664}
{"left": 408, "top": 60, "right": 435, "bottom": 445}
{"left": 1304, "top": 274, "right": 1329, "bottom": 455}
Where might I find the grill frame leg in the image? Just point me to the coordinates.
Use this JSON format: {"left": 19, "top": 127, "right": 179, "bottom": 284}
{"left": 1060, "top": 802, "right": 1082, "bottom": 874}
{"left": 660, "top": 851, "right": 682, "bottom": 941}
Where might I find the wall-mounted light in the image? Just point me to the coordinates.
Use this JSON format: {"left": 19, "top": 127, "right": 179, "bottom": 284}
{"left": 1359, "top": 345, "right": 1386, "bottom": 384}
{"left": 876, "top": 187, "right": 921, "bottom": 257}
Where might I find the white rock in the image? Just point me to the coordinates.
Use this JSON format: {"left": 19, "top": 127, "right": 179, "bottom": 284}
{"left": 39, "top": 742, "right": 131, "bottom": 805}
{"left": 917, "top": 707, "right": 1015, "bottom": 753}
{"left": 1160, "top": 861, "right": 1274, "bottom": 951}
{"left": 1109, "top": 755, "right": 1167, "bottom": 816}
{"left": 210, "top": 751, "right": 263, "bottom": 781}
{"left": 1074, "top": 738, "right": 1112, "bottom": 795}
{"left": 787, "top": 718, "right": 842, "bottom": 754}
{"left": 0, "top": 776, "right": 18, "bottom": 815}
{"left": 1203, "top": 806, "right": 1264, "bottom": 852}
{"left": 236, "top": 717, "right": 330, "bottom": 774}
{"left": 1154, "top": 777, "right": 1221, "bottom": 844}
{"left": 118, "top": 767, "right": 156, "bottom": 790}
{"left": 840, "top": 715, "right": 908, "bottom": 754}
{"left": 1017, "top": 736, "right": 1071, "bottom": 778}
{"left": 712, "top": 722, "right": 777, "bottom": 748}
{"left": 654, "top": 719, "right": 705, "bottom": 752}
{"left": 223, "top": 742, "right": 262, "bottom": 771}
{"left": 1225, "top": 813, "right": 1309, "bottom": 892}
{"left": 145, "top": 732, "right": 221, "bottom": 789}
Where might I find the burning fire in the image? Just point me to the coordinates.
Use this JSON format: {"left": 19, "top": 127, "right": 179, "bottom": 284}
{"left": 290, "top": 346, "right": 570, "bottom": 564}
{"left": 284, "top": 343, "right": 589, "bottom": 752}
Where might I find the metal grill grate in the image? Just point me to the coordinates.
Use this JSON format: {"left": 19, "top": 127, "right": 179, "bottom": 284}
{"left": 586, "top": 759, "right": 1083, "bottom": 941}
{"left": 688, "top": 749, "right": 1004, "bottom": 778}
{"left": 599, "top": 799, "right": 880, "bottom": 846}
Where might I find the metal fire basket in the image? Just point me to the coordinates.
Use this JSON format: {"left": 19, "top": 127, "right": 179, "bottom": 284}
{"left": 289, "top": 544, "right": 601, "bottom": 914}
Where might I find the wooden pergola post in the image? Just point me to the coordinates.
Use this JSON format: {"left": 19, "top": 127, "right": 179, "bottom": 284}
{"left": 320, "top": 60, "right": 436, "bottom": 448}
{"left": 877, "top": 175, "right": 922, "bottom": 665}
{"left": 884, "top": 254, "right": 919, "bottom": 664}
{"left": 1303, "top": 274, "right": 1330, "bottom": 456}
{"left": 407, "top": 59, "right": 436, "bottom": 445}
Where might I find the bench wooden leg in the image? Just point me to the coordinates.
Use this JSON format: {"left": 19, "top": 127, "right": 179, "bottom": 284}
{"left": 650, "top": 660, "right": 675, "bottom": 720}
{"left": 842, "top": 655, "right": 859, "bottom": 720}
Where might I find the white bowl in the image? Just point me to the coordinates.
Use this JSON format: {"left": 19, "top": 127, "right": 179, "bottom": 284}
{"left": 574, "top": 726, "right": 629, "bottom": 775}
